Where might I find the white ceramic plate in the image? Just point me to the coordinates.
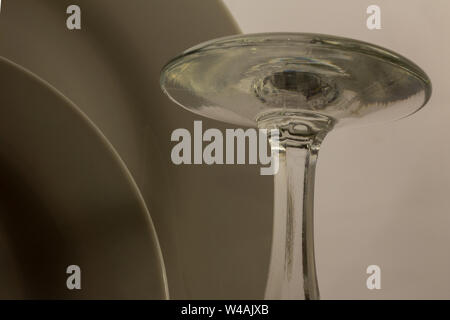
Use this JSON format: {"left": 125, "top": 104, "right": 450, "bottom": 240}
{"left": 0, "top": 56, "right": 167, "bottom": 299}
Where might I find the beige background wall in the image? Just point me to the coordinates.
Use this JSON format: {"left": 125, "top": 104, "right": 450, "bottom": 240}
{"left": 223, "top": 0, "right": 450, "bottom": 299}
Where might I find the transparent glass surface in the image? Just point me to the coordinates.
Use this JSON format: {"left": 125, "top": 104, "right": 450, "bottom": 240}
{"left": 160, "top": 33, "right": 432, "bottom": 300}
{"left": 161, "top": 33, "right": 431, "bottom": 129}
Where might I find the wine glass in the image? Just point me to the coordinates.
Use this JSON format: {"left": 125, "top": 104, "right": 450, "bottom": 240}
{"left": 160, "top": 33, "right": 432, "bottom": 300}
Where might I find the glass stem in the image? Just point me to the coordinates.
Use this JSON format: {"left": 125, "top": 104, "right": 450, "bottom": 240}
{"left": 264, "top": 132, "right": 324, "bottom": 300}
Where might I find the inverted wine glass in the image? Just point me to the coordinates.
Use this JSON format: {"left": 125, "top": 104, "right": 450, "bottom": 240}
{"left": 160, "top": 33, "right": 432, "bottom": 300}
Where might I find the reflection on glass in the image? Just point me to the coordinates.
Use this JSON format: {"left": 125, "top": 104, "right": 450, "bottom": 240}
{"left": 160, "top": 33, "right": 432, "bottom": 300}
